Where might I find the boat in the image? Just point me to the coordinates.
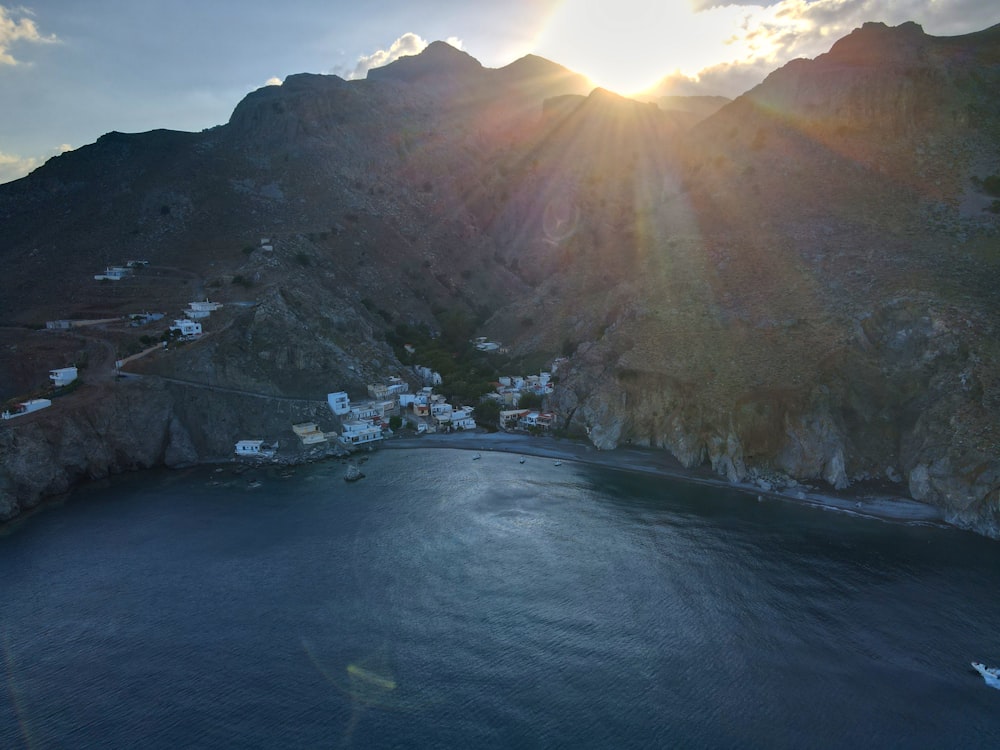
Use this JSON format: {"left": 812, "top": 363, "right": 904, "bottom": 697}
{"left": 473, "top": 453, "right": 482, "bottom": 460}
{"left": 553, "top": 461, "right": 562, "bottom": 466}
{"left": 519, "top": 456, "right": 526, "bottom": 464}
{"left": 972, "top": 662, "right": 1000, "bottom": 682}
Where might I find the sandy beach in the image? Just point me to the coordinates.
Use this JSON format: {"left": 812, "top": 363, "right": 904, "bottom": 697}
{"left": 383, "top": 431, "right": 946, "bottom": 526}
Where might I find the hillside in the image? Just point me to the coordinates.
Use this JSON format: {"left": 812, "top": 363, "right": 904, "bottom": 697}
{"left": 1, "top": 26, "right": 999, "bottom": 536}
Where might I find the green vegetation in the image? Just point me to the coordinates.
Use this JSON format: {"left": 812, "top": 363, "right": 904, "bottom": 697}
{"left": 474, "top": 398, "right": 501, "bottom": 430}
{"left": 517, "top": 391, "right": 543, "bottom": 410}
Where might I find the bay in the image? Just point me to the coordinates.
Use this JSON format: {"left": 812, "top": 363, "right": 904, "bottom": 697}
{"left": 2, "top": 448, "right": 999, "bottom": 749}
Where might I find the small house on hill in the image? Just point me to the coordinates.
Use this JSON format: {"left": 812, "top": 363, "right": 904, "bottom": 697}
{"left": 49, "top": 367, "right": 78, "bottom": 387}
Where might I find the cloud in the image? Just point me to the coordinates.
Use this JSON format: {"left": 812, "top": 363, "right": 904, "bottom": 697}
{"left": 671, "top": 0, "right": 1000, "bottom": 97}
{"left": 0, "top": 144, "right": 73, "bottom": 184}
{"left": 0, "top": 150, "right": 39, "bottom": 183}
{"left": 0, "top": 4, "right": 57, "bottom": 66}
{"left": 344, "top": 32, "right": 430, "bottom": 80}
{"left": 265, "top": 76, "right": 283, "bottom": 86}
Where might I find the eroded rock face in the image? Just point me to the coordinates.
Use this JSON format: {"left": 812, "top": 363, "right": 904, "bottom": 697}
{"left": 0, "top": 378, "right": 343, "bottom": 523}
{"left": 550, "top": 294, "right": 1000, "bottom": 538}
{"left": 0, "top": 382, "right": 183, "bottom": 521}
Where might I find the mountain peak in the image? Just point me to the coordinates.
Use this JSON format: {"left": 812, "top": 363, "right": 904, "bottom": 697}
{"left": 366, "top": 41, "right": 483, "bottom": 84}
{"left": 822, "top": 20, "right": 928, "bottom": 65}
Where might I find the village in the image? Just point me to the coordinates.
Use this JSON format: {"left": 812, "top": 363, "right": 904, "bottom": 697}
{"left": 5, "top": 253, "right": 564, "bottom": 461}
{"left": 235, "top": 359, "right": 562, "bottom": 460}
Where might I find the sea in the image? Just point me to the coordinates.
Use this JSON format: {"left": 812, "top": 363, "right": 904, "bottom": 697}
{"left": 1, "top": 447, "right": 999, "bottom": 749}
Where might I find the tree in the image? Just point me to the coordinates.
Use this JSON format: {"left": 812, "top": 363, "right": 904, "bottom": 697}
{"left": 518, "top": 391, "right": 543, "bottom": 410}
{"left": 475, "top": 398, "right": 501, "bottom": 430}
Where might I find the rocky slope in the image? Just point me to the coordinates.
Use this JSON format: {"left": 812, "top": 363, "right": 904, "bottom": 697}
{"left": 2, "top": 25, "right": 1000, "bottom": 536}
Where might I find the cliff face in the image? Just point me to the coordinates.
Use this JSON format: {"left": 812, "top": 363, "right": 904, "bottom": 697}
{"left": 0, "top": 378, "right": 348, "bottom": 522}
{"left": 0, "top": 382, "right": 193, "bottom": 521}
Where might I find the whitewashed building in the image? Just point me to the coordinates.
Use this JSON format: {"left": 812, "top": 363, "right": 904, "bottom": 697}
{"left": 2, "top": 399, "right": 52, "bottom": 420}
{"left": 170, "top": 319, "right": 202, "bottom": 337}
{"left": 49, "top": 367, "right": 78, "bottom": 387}
{"left": 327, "top": 392, "right": 350, "bottom": 415}
{"left": 339, "top": 420, "right": 383, "bottom": 445}
{"left": 234, "top": 440, "right": 278, "bottom": 457}
{"left": 451, "top": 406, "right": 477, "bottom": 431}
{"left": 94, "top": 266, "right": 132, "bottom": 281}
{"left": 186, "top": 300, "right": 223, "bottom": 319}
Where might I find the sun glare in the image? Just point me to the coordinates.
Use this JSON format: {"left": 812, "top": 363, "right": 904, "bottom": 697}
{"left": 535, "top": 0, "right": 763, "bottom": 95}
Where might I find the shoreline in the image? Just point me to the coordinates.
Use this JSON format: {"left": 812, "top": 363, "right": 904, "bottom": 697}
{"left": 382, "top": 431, "right": 947, "bottom": 527}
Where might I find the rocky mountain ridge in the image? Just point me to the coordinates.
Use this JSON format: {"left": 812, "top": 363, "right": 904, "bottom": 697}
{"left": 2, "top": 24, "right": 1000, "bottom": 536}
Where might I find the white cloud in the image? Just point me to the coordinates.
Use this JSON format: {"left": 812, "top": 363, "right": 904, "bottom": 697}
{"left": 0, "top": 150, "right": 39, "bottom": 183}
{"left": 671, "top": 0, "right": 1000, "bottom": 96}
{"left": 0, "top": 4, "right": 57, "bottom": 66}
{"left": 344, "top": 32, "right": 429, "bottom": 80}
{"left": 0, "top": 144, "right": 74, "bottom": 184}
{"left": 265, "top": 76, "right": 283, "bottom": 86}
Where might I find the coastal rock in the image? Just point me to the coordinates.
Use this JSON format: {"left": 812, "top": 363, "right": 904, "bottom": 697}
{"left": 164, "top": 416, "right": 198, "bottom": 467}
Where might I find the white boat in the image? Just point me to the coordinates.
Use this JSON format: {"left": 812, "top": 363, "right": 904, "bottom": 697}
{"left": 553, "top": 461, "right": 562, "bottom": 466}
{"left": 972, "top": 662, "right": 1000, "bottom": 681}
{"left": 519, "top": 457, "right": 526, "bottom": 464}
{"left": 473, "top": 453, "right": 482, "bottom": 460}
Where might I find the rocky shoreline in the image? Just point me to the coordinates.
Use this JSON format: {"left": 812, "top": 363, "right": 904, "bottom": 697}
{"left": 0, "top": 375, "right": 978, "bottom": 537}
{"left": 383, "top": 431, "right": 948, "bottom": 527}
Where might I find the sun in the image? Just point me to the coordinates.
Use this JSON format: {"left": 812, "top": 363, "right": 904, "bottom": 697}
{"left": 532, "top": 0, "right": 755, "bottom": 96}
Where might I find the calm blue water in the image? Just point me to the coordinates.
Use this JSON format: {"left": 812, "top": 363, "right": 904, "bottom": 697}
{"left": 2, "top": 448, "right": 999, "bottom": 749}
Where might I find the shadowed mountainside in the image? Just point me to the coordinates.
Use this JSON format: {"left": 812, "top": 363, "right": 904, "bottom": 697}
{"left": 2, "top": 26, "right": 1000, "bottom": 535}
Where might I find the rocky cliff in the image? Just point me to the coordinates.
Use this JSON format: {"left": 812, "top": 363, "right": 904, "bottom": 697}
{"left": 0, "top": 377, "right": 349, "bottom": 522}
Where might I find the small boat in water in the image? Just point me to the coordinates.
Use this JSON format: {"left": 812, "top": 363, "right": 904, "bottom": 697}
{"left": 553, "top": 461, "right": 562, "bottom": 466}
{"left": 473, "top": 453, "right": 482, "bottom": 460}
{"left": 972, "top": 662, "right": 1000, "bottom": 684}
{"left": 519, "top": 456, "right": 526, "bottom": 464}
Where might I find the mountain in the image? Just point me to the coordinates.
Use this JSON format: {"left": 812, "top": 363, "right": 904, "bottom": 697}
{"left": 1, "top": 25, "right": 999, "bottom": 537}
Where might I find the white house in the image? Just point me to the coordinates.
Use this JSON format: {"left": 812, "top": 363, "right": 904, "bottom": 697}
{"left": 500, "top": 409, "right": 530, "bottom": 429}
{"left": 327, "top": 391, "right": 350, "bottom": 415}
{"left": 350, "top": 402, "right": 381, "bottom": 421}
{"left": 94, "top": 266, "right": 132, "bottom": 281}
{"left": 49, "top": 367, "right": 78, "bottom": 387}
{"left": 170, "top": 319, "right": 202, "bottom": 336}
{"left": 339, "top": 420, "right": 383, "bottom": 445}
{"left": 430, "top": 402, "right": 453, "bottom": 419}
{"left": 186, "top": 300, "right": 223, "bottom": 319}
{"left": 386, "top": 376, "right": 408, "bottom": 395}
{"left": 518, "top": 411, "right": 555, "bottom": 431}
{"left": 451, "top": 406, "right": 477, "bottom": 431}
{"left": 235, "top": 440, "right": 278, "bottom": 457}
{"left": 2, "top": 399, "right": 52, "bottom": 420}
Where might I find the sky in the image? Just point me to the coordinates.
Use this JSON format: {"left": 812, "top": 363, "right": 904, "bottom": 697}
{"left": 1, "top": 1, "right": 996, "bottom": 183}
